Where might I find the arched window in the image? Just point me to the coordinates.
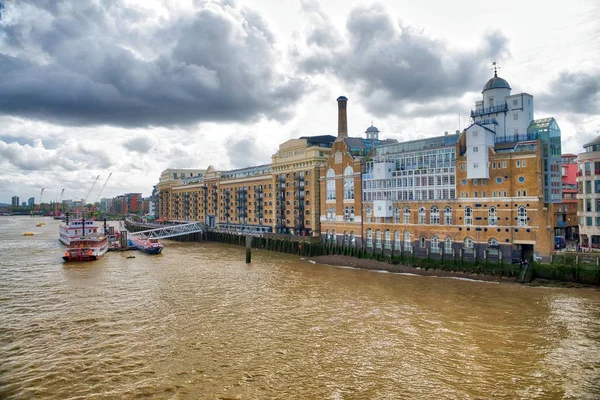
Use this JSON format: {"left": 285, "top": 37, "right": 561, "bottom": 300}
{"left": 488, "top": 206, "right": 498, "bottom": 226}
{"left": 394, "top": 207, "right": 400, "bottom": 223}
{"left": 350, "top": 206, "right": 355, "bottom": 221}
{"left": 418, "top": 207, "right": 426, "bottom": 224}
{"left": 464, "top": 206, "right": 473, "bottom": 225}
{"left": 464, "top": 237, "right": 473, "bottom": 249}
{"left": 350, "top": 231, "right": 356, "bottom": 247}
{"left": 403, "top": 230, "right": 411, "bottom": 248}
{"left": 430, "top": 206, "right": 440, "bottom": 224}
{"left": 366, "top": 229, "right": 373, "bottom": 247}
{"left": 488, "top": 238, "right": 499, "bottom": 248}
{"left": 375, "top": 230, "right": 382, "bottom": 249}
{"left": 518, "top": 206, "right": 527, "bottom": 226}
{"left": 343, "top": 166, "right": 354, "bottom": 200}
{"left": 419, "top": 237, "right": 426, "bottom": 248}
{"left": 325, "top": 229, "right": 330, "bottom": 244}
{"left": 384, "top": 229, "right": 391, "bottom": 249}
{"left": 326, "top": 169, "right": 336, "bottom": 200}
{"left": 331, "top": 229, "right": 336, "bottom": 245}
{"left": 394, "top": 230, "right": 401, "bottom": 249}
{"left": 431, "top": 235, "right": 440, "bottom": 253}
{"left": 366, "top": 206, "right": 372, "bottom": 223}
{"left": 444, "top": 206, "right": 452, "bottom": 225}
{"left": 403, "top": 206, "right": 411, "bottom": 224}
{"left": 444, "top": 237, "right": 452, "bottom": 252}
{"left": 343, "top": 231, "right": 349, "bottom": 247}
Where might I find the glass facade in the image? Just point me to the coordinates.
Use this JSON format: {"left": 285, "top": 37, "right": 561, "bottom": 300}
{"left": 527, "top": 118, "right": 562, "bottom": 203}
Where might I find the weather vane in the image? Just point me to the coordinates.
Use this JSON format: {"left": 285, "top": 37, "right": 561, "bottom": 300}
{"left": 492, "top": 61, "right": 500, "bottom": 77}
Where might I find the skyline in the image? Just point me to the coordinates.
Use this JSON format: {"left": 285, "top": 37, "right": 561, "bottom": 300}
{"left": 0, "top": 0, "right": 599, "bottom": 204}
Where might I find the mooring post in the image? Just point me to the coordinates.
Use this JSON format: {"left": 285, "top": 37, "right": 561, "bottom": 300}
{"left": 246, "top": 235, "right": 252, "bottom": 263}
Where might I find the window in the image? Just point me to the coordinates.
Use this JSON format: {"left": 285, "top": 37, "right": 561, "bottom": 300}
{"left": 350, "top": 232, "right": 356, "bottom": 247}
{"left": 503, "top": 161, "right": 507, "bottom": 168}
{"left": 464, "top": 206, "right": 473, "bottom": 225}
{"left": 394, "top": 207, "right": 400, "bottom": 223}
{"left": 492, "top": 162, "right": 496, "bottom": 169}
{"left": 366, "top": 229, "right": 373, "bottom": 247}
{"left": 419, "top": 237, "right": 426, "bottom": 248}
{"left": 522, "top": 160, "right": 526, "bottom": 167}
{"left": 473, "top": 131, "right": 478, "bottom": 137}
{"left": 474, "top": 179, "right": 479, "bottom": 186}
{"left": 375, "top": 230, "right": 382, "bottom": 249}
{"left": 418, "top": 207, "right": 426, "bottom": 224}
{"left": 403, "top": 207, "right": 411, "bottom": 224}
{"left": 513, "top": 99, "right": 518, "bottom": 106}
{"left": 489, "top": 206, "right": 498, "bottom": 226}
{"left": 517, "top": 206, "right": 527, "bottom": 227}
{"left": 326, "top": 169, "right": 335, "bottom": 200}
{"left": 444, "top": 206, "right": 452, "bottom": 225}
{"left": 403, "top": 230, "right": 411, "bottom": 248}
{"left": 488, "top": 238, "right": 499, "bottom": 248}
{"left": 430, "top": 206, "right": 440, "bottom": 224}
{"left": 384, "top": 230, "right": 391, "bottom": 250}
{"left": 366, "top": 206, "right": 372, "bottom": 223}
{"left": 343, "top": 166, "right": 354, "bottom": 200}
{"left": 343, "top": 231, "right": 349, "bottom": 247}
{"left": 513, "top": 114, "right": 518, "bottom": 120}
{"left": 444, "top": 238, "right": 452, "bottom": 252}
{"left": 464, "top": 237, "right": 473, "bottom": 249}
{"left": 431, "top": 236, "right": 440, "bottom": 253}
{"left": 516, "top": 160, "right": 521, "bottom": 168}
{"left": 473, "top": 146, "right": 479, "bottom": 153}
{"left": 473, "top": 163, "right": 479, "bottom": 169}
{"left": 394, "top": 230, "right": 401, "bottom": 249}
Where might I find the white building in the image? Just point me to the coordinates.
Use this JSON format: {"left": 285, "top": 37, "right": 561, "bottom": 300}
{"left": 465, "top": 69, "right": 535, "bottom": 179}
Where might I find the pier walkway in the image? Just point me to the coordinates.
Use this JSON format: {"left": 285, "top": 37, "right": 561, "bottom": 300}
{"left": 127, "top": 222, "right": 204, "bottom": 240}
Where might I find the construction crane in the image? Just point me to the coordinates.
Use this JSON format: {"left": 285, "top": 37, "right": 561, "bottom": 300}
{"left": 84, "top": 175, "right": 100, "bottom": 205}
{"left": 36, "top": 188, "right": 45, "bottom": 214}
{"left": 55, "top": 189, "right": 65, "bottom": 215}
{"left": 94, "top": 173, "right": 112, "bottom": 204}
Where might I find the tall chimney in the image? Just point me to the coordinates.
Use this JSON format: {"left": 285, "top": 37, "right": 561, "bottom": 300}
{"left": 337, "top": 96, "right": 348, "bottom": 137}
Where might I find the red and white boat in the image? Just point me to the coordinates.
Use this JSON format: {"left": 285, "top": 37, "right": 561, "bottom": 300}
{"left": 62, "top": 235, "right": 109, "bottom": 262}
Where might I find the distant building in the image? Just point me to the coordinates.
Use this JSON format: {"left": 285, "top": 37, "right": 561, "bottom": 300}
{"left": 11, "top": 196, "right": 19, "bottom": 207}
{"left": 555, "top": 154, "right": 578, "bottom": 240}
{"left": 28, "top": 197, "right": 35, "bottom": 208}
{"left": 576, "top": 135, "right": 600, "bottom": 249}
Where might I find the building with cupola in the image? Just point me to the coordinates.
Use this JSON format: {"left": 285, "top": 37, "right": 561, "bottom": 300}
{"left": 322, "top": 70, "right": 561, "bottom": 262}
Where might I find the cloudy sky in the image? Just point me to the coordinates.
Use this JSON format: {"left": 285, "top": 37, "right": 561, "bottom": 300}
{"left": 0, "top": 0, "right": 598, "bottom": 204}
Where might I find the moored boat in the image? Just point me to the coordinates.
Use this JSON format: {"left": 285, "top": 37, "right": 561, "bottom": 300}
{"left": 63, "top": 235, "right": 109, "bottom": 262}
{"left": 130, "top": 237, "right": 163, "bottom": 254}
{"left": 59, "top": 217, "right": 102, "bottom": 245}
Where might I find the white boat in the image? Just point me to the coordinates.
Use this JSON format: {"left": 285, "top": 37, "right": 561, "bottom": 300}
{"left": 59, "top": 218, "right": 102, "bottom": 245}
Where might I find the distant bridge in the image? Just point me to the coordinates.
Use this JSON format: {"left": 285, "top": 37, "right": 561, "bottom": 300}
{"left": 127, "top": 222, "right": 204, "bottom": 240}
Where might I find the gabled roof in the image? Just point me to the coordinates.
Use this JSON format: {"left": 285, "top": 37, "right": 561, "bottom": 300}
{"left": 465, "top": 122, "right": 496, "bottom": 134}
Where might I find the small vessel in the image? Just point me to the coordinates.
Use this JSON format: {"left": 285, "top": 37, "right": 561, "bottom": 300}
{"left": 59, "top": 217, "right": 102, "bottom": 245}
{"left": 23, "top": 232, "right": 34, "bottom": 236}
{"left": 63, "top": 235, "right": 109, "bottom": 262}
{"left": 130, "top": 237, "right": 164, "bottom": 254}
{"left": 36, "top": 222, "right": 46, "bottom": 227}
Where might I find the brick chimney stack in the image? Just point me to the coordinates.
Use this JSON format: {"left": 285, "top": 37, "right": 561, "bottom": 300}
{"left": 337, "top": 96, "right": 348, "bottom": 137}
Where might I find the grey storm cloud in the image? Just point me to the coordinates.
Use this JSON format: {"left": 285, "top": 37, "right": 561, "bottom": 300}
{"left": 537, "top": 71, "right": 600, "bottom": 115}
{"left": 296, "top": 4, "right": 510, "bottom": 117}
{"left": 0, "top": 0, "right": 305, "bottom": 127}
{"left": 227, "top": 135, "right": 271, "bottom": 169}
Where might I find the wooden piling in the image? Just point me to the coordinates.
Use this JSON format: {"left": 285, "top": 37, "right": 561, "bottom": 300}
{"left": 246, "top": 235, "right": 252, "bottom": 263}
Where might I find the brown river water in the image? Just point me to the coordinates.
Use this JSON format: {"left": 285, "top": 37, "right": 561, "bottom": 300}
{"left": 1, "top": 216, "right": 600, "bottom": 399}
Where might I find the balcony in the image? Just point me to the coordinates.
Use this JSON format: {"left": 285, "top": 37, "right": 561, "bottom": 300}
{"left": 471, "top": 103, "right": 508, "bottom": 117}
